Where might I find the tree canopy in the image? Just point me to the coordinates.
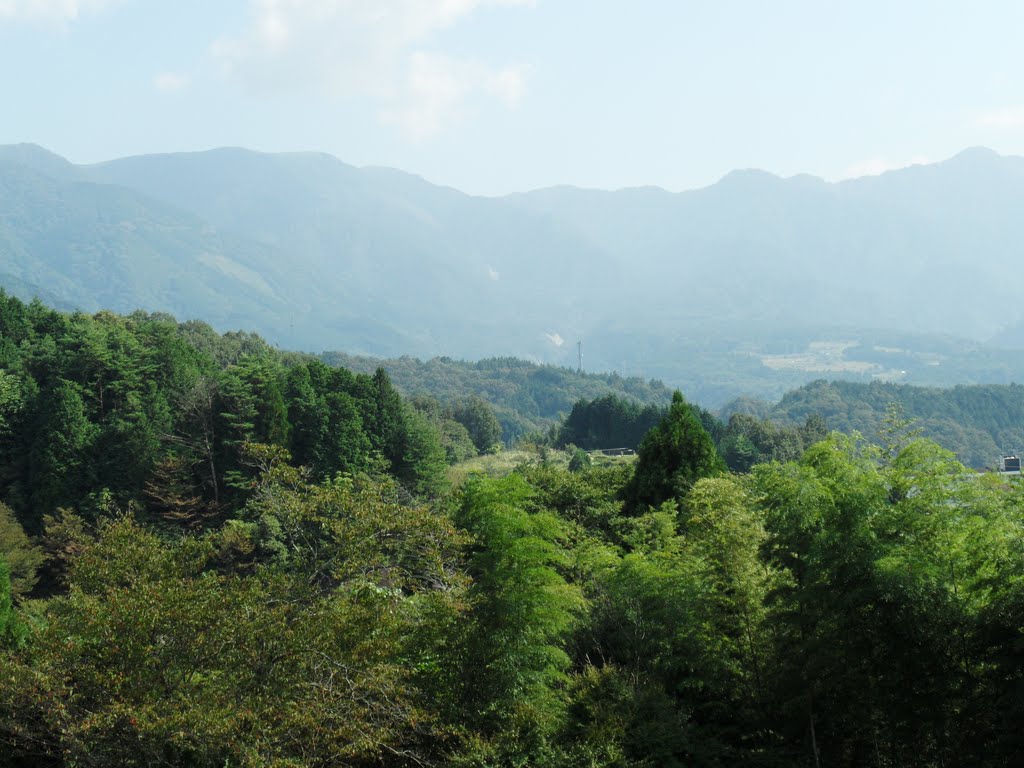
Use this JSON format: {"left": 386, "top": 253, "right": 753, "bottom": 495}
{"left": 623, "top": 391, "right": 726, "bottom": 512}
{"left": 1, "top": 296, "right": 1023, "bottom": 767}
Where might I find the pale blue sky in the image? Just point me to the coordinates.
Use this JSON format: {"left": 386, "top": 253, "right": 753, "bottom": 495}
{"left": 2, "top": 0, "right": 1023, "bottom": 195}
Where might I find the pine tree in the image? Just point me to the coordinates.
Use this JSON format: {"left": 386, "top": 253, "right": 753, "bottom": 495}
{"left": 624, "top": 391, "right": 725, "bottom": 513}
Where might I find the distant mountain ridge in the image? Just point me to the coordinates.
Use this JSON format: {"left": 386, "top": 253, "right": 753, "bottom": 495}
{"left": 3, "top": 142, "right": 1024, "bottom": 404}
{"left": 510, "top": 147, "right": 1024, "bottom": 339}
{"left": 0, "top": 147, "right": 294, "bottom": 333}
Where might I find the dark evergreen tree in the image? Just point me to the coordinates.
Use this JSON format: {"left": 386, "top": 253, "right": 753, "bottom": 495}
{"left": 369, "top": 367, "right": 406, "bottom": 467}
{"left": 28, "top": 380, "right": 98, "bottom": 526}
{"left": 556, "top": 394, "right": 665, "bottom": 450}
{"left": 322, "top": 391, "right": 372, "bottom": 476}
{"left": 285, "top": 364, "right": 328, "bottom": 471}
{"left": 623, "top": 391, "right": 725, "bottom": 512}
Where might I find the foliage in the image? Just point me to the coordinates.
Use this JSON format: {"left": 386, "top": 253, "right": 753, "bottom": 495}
{"left": 321, "top": 351, "right": 673, "bottom": 445}
{"left": 2, "top": 295, "right": 1024, "bottom": 766}
{"left": 555, "top": 394, "right": 665, "bottom": 450}
{"left": 409, "top": 394, "right": 479, "bottom": 464}
{"left": 0, "top": 472, "right": 466, "bottom": 766}
{"left": 0, "top": 557, "right": 22, "bottom": 647}
{"left": 0, "top": 503, "right": 44, "bottom": 598}
{"left": 0, "top": 294, "right": 450, "bottom": 545}
{"left": 453, "top": 474, "right": 585, "bottom": 763}
{"left": 449, "top": 395, "right": 504, "bottom": 453}
{"left": 718, "top": 411, "right": 821, "bottom": 472}
{"left": 567, "top": 447, "right": 592, "bottom": 473}
{"left": 623, "top": 391, "right": 726, "bottom": 512}
{"left": 555, "top": 392, "right": 816, "bottom": 473}
{"left": 765, "top": 378, "right": 1024, "bottom": 467}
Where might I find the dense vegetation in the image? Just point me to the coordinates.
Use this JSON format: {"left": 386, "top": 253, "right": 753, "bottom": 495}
{"left": 2, "top": 296, "right": 1023, "bottom": 766}
{"left": 555, "top": 392, "right": 828, "bottom": 473}
{"left": 744, "top": 378, "right": 1024, "bottom": 468}
{"left": 0, "top": 292, "right": 515, "bottom": 538}
{"left": 321, "top": 351, "right": 672, "bottom": 444}
{"left": 555, "top": 394, "right": 666, "bottom": 450}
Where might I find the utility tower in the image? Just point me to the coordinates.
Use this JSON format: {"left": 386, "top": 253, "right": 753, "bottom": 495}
{"left": 577, "top": 340, "right": 583, "bottom": 373}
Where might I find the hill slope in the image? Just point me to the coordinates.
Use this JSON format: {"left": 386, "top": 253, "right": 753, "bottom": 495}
{"left": 84, "top": 147, "right": 620, "bottom": 360}
{"left": 752, "top": 379, "right": 1024, "bottom": 468}
{"left": 510, "top": 148, "right": 1024, "bottom": 341}
{"left": 0, "top": 146, "right": 294, "bottom": 331}
{"left": 320, "top": 351, "right": 673, "bottom": 442}
{"left": 5, "top": 143, "right": 1024, "bottom": 403}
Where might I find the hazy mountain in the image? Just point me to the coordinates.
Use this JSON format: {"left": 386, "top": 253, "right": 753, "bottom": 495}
{"left": 4, "top": 143, "right": 1024, "bottom": 405}
{"left": 510, "top": 148, "right": 1024, "bottom": 341}
{"left": 83, "top": 147, "right": 620, "bottom": 359}
{"left": 0, "top": 145, "right": 298, "bottom": 332}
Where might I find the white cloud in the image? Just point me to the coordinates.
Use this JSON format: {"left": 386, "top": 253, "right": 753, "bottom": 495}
{"left": 153, "top": 72, "right": 189, "bottom": 92}
{"left": 213, "top": 0, "right": 532, "bottom": 138}
{"left": 838, "top": 154, "right": 930, "bottom": 180}
{"left": 545, "top": 332, "right": 564, "bottom": 347}
{"left": 0, "top": 0, "right": 117, "bottom": 22}
{"left": 977, "top": 107, "right": 1024, "bottom": 128}
{"left": 381, "top": 53, "right": 528, "bottom": 140}
{"left": 486, "top": 65, "right": 527, "bottom": 107}
{"left": 382, "top": 52, "right": 473, "bottom": 140}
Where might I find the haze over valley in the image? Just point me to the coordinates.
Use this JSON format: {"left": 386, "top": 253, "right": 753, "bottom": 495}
{"left": 4, "top": 142, "right": 1024, "bottom": 406}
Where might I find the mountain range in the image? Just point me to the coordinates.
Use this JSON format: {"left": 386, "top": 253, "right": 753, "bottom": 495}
{"left": 3, "top": 142, "right": 1024, "bottom": 405}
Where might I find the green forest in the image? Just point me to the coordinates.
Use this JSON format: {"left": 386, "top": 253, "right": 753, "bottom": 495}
{"left": 1, "top": 295, "right": 1023, "bottom": 767}
{"left": 740, "top": 379, "right": 1024, "bottom": 469}
{"left": 324, "top": 353, "right": 1024, "bottom": 470}
{"left": 319, "top": 351, "right": 673, "bottom": 445}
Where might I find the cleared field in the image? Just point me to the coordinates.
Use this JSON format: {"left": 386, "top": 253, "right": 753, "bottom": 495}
{"left": 448, "top": 447, "right": 635, "bottom": 486}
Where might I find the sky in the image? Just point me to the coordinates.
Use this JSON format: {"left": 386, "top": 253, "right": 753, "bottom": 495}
{"left": 1, "top": 0, "right": 1024, "bottom": 196}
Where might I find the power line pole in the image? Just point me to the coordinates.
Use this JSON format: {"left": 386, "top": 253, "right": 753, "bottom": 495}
{"left": 577, "top": 340, "right": 583, "bottom": 373}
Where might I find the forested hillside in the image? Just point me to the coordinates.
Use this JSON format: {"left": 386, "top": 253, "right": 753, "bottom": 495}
{"left": 2, "top": 296, "right": 1023, "bottom": 766}
{"left": 554, "top": 375, "right": 1024, "bottom": 472}
{"left": 0, "top": 145, "right": 304, "bottom": 337}
{"left": 0, "top": 292, "right": 503, "bottom": 540}
{"left": 746, "top": 379, "right": 1024, "bottom": 468}
{"left": 553, "top": 393, "right": 828, "bottom": 473}
{"left": 320, "top": 351, "right": 672, "bottom": 443}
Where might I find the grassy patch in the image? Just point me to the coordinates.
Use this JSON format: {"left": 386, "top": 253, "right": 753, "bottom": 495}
{"left": 448, "top": 447, "right": 635, "bottom": 486}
